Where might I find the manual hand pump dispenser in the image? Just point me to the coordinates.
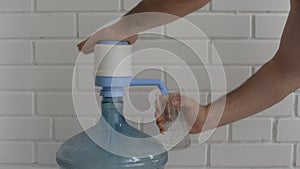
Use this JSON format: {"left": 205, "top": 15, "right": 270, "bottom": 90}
{"left": 56, "top": 40, "right": 169, "bottom": 169}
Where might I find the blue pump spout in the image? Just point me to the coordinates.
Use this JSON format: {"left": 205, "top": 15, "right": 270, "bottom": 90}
{"left": 95, "top": 76, "right": 169, "bottom": 97}
{"left": 130, "top": 78, "right": 169, "bottom": 96}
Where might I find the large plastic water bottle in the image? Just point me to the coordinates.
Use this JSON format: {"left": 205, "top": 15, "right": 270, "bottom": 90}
{"left": 56, "top": 97, "right": 168, "bottom": 169}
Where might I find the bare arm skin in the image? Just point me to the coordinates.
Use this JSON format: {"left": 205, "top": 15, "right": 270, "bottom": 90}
{"left": 77, "top": 0, "right": 300, "bottom": 134}
{"left": 77, "top": 0, "right": 210, "bottom": 52}
{"left": 206, "top": 0, "right": 300, "bottom": 129}
{"left": 202, "top": 0, "right": 300, "bottom": 131}
{"left": 156, "top": 0, "right": 300, "bottom": 134}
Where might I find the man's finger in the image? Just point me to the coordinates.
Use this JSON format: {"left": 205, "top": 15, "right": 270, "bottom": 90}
{"left": 156, "top": 121, "right": 166, "bottom": 133}
{"left": 154, "top": 110, "right": 163, "bottom": 118}
{"left": 77, "top": 38, "right": 89, "bottom": 51}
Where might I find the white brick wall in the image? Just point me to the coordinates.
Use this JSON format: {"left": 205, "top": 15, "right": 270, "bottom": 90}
{"left": 0, "top": 42, "right": 32, "bottom": 64}
{"left": 35, "top": 41, "right": 78, "bottom": 64}
{"left": 0, "top": 14, "right": 75, "bottom": 38}
{"left": 212, "top": 41, "right": 279, "bottom": 65}
{"left": 210, "top": 144, "right": 292, "bottom": 167}
{"left": 0, "top": 142, "right": 33, "bottom": 164}
{"left": 255, "top": 15, "right": 288, "bottom": 39}
{"left": 167, "top": 14, "right": 251, "bottom": 38}
{"left": 277, "top": 119, "right": 300, "bottom": 142}
{"left": 0, "top": 0, "right": 297, "bottom": 169}
{"left": 212, "top": 0, "right": 290, "bottom": 11}
{"left": 232, "top": 118, "right": 272, "bottom": 141}
{"left": 0, "top": 0, "right": 32, "bottom": 12}
{"left": 0, "top": 118, "right": 51, "bottom": 140}
{"left": 37, "top": 0, "right": 119, "bottom": 11}
{"left": 37, "top": 142, "right": 61, "bottom": 165}
{"left": 0, "top": 92, "right": 33, "bottom": 115}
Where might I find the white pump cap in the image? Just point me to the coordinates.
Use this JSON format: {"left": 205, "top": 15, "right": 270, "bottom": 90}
{"left": 94, "top": 42, "right": 132, "bottom": 77}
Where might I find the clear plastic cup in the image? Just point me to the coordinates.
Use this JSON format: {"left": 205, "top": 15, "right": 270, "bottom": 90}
{"left": 156, "top": 90, "right": 191, "bottom": 151}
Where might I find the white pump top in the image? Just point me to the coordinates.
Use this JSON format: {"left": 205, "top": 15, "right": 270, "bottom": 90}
{"left": 94, "top": 42, "right": 132, "bottom": 77}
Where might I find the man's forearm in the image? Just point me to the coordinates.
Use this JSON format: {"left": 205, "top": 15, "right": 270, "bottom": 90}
{"left": 204, "top": 52, "right": 300, "bottom": 130}
{"left": 126, "top": 0, "right": 210, "bottom": 17}
{"left": 114, "top": 0, "right": 210, "bottom": 36}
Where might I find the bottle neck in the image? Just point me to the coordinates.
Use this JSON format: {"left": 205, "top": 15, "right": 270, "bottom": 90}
{"left": 100, "top": 97, "right": 126, "bottom": 129}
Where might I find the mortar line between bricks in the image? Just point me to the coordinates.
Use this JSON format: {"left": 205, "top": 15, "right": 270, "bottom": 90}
{"left": 75, "top": 13, "right": 79, "bottom": 38}
{"left": 33, "top": 0, "right": 37, "bottom": 12}
{"left": 0, "top": 37, "right": 279, "bottom": 41}
{"left": 272, "top": 118, "right": 278, "bottom": 142}
{"left": 33, "top": 10, "right": 122, "bottom": 14}
{"left": 208, "top": 40, "right": 213, "bottom": 64}
{"left": 293, "top": 143, "right": 297, "bottom": 167}
{"left": 209, "top": 1, "right": 213, "bottom": 11}
{"left": 251, "top": 14, "right": 255, "bottom": 38}
{"left": 209, "top": 10, "right": 289, "bottom": 14}
{"left": 32, "top": 91, "right": 37, "bottom": 117}
{"left": 228, "top": 124, "right": 233, "bottom": 142}
{"left": 33, "top": 142, "right": 37, "bottom": 164}
{"left": 0, "top": 164, "right": 58, "bottom": 167}
{"left": 120, "top": 0, "right": 125, "bottom": 12}
{"left": 32, "top": 41, "right": 36, "bottom": 66}
{"left": 251, "top": 66, "right": 256, "bottom": 76}
{"left": 0, "top": 10, "right": 289, "bottom": 14}
{"left": 50, "top": 117, "right": 55, "bottom": 140}
{"left": 0, "top": 37, "right": 81, "bottom": 40}
{"left": 206, "top": 144, "right": 211, "bottom": 167}
{"left": 270, "top": 118, "right": 275, "bottom": 142}
{"left": 294, "top": 94, "right": 298, "bottom": 117}
{"left": 296, "top": 94, "right": 299, "bottom": 117}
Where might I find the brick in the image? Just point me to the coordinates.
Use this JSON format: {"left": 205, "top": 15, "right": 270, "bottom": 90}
{"left": 37, "top": 92, "right": 100, "bottom": 116}
{"left": 141, "top": 117, "right": 160, "bottom": 136}
{"left": 37, "top": 142, "right": 61, "bottom": 165}
{"left": 37, "top": 93, "right": 75, "bottom": 116}
{"left": 212, "top": 0, "right": 290, "bottom": 11}
{"left": 277, "top": 119, "right": 300, "bottom": 142}
{"left": 54, "top": 118, "right": 94, "bottom": 140}
{"left": 167, "top": 15, "right": 250, "bottom": 38}
{"left": 0, "top": 0, "right": 31, "bottom": 12}
{"left": 37, "top": 0, "right": 119, "bottom": 11}
{"left": 255, "top": 15, "right": 288, "bottom": 38}
{"left": 0, "top": 92, "right": 33, "bottom": 115}
{"left": 255, "top": 94, "right": 294, "bottom": 117}
{"left": 167, "top": 144, "right": 206, "bottom": 166}
{"left": 232, "top": 118, "right": 272, "bottom": 141}
{"left": 0, "top": 67, "right": 73, "bottom": 90}
{"left": 124, "top": 92, "right": 161, "bottom": 118}
{"left": 78, "top": 14, "right": 122, "bottom": 37}
{"left": 211, "top": 144, "right": 292, "bottom": 167}
{"left": 76, "top": 66, "right": 94, "bottom": 90}
{"left": 124, "top": 0, "right": 140, "bottom": 10}
{"left": 0, "top": 14, "right": 75, "bottom": 38}
{"left": 132, "top": 40, "right": 208, "bottom": 65}
{"left": 0, "top": 118, "right": 51, "bottom": 140}
{"left": 0, "top": 142, "right": 33, "bottom": 163}
{"left": 0, "top": 42, "right": 32, "bottom": 64}
{"left": 212, "top": 41, "right": 279, "bottom": 65}
{"left": 35, "top": 41, "right": 78, "bottom": 64}
{"left": 166, "top": 67, "right": 251, "bottom": 92}
{"left": 192, "top": 125, "right": 228, "bottom": 143}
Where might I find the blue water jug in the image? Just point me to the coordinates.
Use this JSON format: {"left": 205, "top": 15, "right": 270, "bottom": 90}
{"left": 56, "top": 97, "right": 168, "bottom": 169}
